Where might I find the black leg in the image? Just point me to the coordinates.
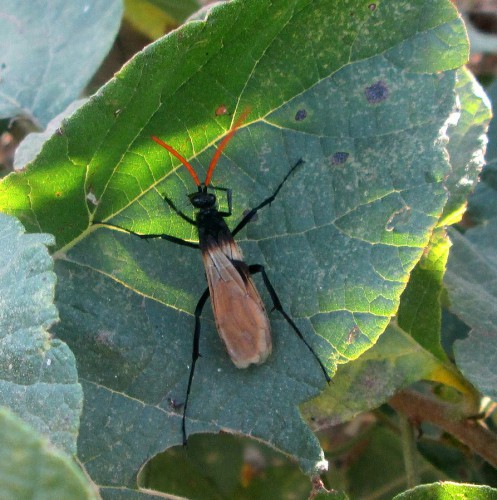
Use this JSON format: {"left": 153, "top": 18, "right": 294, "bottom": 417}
{"left": 249, "top": 264, "right": 331, "bottom": 383}
{"left": 232, "top": 159, "right": 304, "bottom": 237}
{"left": 163, "top": 195, "right": 196, "bottom": 226}
{"left": 182, "top": 286, "right": 210, "bottom": 445}
{"left": 209, "top": 185, "right": 232, "bottom": 217}
{"left": 94, "top": 222, "right": 199, "bottom": 249}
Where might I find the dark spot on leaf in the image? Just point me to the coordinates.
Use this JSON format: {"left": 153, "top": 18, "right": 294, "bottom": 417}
{"left": 330, "top": 152, "right": 349, "bottom": 165}
{"left": 424, "top": 171, "right": 438, "bottom": 183}
{"left": 243, "top": 209, "right": 257, "bottom": 222}
{"left": 55, "top": 191, "right": 62, "bottom": 197}
{"left": 369, "top": 3, "right": 377, "bottom": 11}
{"left": 215, "top": 104, "right": 228, "bottom": 116}
{"left": 295, "top": 109, "right": 307, "bottom": 121}
{"left": 365, "top": 80, "right": 389, "bottom": 104}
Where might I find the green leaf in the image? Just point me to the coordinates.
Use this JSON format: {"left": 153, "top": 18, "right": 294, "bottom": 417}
{"left": 441, "top": 68, "right": 492, "bottom": 226}
{"left": 397, "top": 227, "right": 450, "bottom": 361}
{"left": 393, "top": 481, "right": 497, "bottom": 499}
{"left": 465, "top": 78, "right": 497, "bottom": 226}
{"left": 454, "top": 327, "right": 497, "bottom": 401}
{"left": 0, "top": 0, "right": 122, "bottom": 128}
{"left": 344, "top": 425, "right": 440, "bottom": 499}
{"left": 148, "top": 0, "right": 201, "bottom": 22}
{"left": 98, "top": 490, "right": 167, "bottom": 499}
{"left": 301, "top": 323, "right": 467, "bottom": 424}
{"left": 379, "top": 66, "right": 490, "bottom": 383}
{"left": 140, "top": 433, "right": 316, "bottom": 499}
{"left": 445, "top": 226, "right": 497, "bottom": 400}
{"left": 0, "top": 407, "right": 96, "bottom": 500}
{"left": 0, "top": 0, "right": 470, "bottom": 485}
{"left": 0, "top": 213, "right": 82, "bottom": 455}
{"left": 465, "top": 162, "right": 497, "bottom": 226}
{"left": 14, "top": 99, "right": 88, "bottom": 170}
{"left": 314, "top": 492, "right": 349, "bottom": 500}
{"left": 417, "top": 433, "right": 493, "bottom": 483}
{"left": 123, "top": 0, "right": 202, "bottom": 41}
{"left": 445, "top": 66, "right": 497, "bottom": 401}
{"left": 484, "top": 80, "right": 497, "bottom": 163}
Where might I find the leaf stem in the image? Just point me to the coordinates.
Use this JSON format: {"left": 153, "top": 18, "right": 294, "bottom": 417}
{"left": 389, "top": 389, "right": 497, "bottom": 469}
{"left": 398, "top": 414, "right": 419, "bottom": 489}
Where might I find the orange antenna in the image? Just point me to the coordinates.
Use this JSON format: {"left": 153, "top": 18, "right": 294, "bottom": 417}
{"left": 204, "top": 108, "right": 250, "bottom": 186}
{"left": 151, "top": 135, "right": 201, "bottom": 187}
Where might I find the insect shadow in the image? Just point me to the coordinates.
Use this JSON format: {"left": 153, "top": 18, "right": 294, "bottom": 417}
{"left": 96, "top": 112, "right": 331, "bottom": 444}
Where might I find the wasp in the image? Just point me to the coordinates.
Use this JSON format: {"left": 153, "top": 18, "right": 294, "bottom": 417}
{"left": 99, "top": 112, "right": 330, "bottom": 443}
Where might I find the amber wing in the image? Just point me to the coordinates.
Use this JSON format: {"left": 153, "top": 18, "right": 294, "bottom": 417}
{"left": 201, "top": 235, "right": 272, "bottom": 368}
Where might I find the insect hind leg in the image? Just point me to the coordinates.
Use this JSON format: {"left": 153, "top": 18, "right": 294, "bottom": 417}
{"left": 182, "top": 286, "right": 210, "bottom": 445}
{"left": 248, "top": 264, "right": 331, "bottom": 383}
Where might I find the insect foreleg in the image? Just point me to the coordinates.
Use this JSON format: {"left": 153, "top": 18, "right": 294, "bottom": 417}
{"left": 163, "top": 195, "right": 196, "bottom": 226}
{"left": 231, "top": 159, "right": 304, "bottom": 237}
{"left": 182, "top": 286, "right": 210, "bottom": 445}
{"left": 248, "top": 264, "right": 331, "bottom": 383}
{"left": 209, "top": 185, "right": 232, "bottom": 217}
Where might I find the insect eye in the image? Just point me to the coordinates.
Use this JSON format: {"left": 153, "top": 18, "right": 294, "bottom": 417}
{"left": 189, "top": 192, "right": 216, "bottom": 208}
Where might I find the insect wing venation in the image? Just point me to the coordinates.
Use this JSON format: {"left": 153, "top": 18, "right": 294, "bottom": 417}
{"left": 201, "top": 236, "right": 272, "bottom": 368}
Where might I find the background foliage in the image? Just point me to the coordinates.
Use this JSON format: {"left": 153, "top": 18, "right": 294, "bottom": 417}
{"left": 0, "top": 0, "right": 496, "bottom": 498}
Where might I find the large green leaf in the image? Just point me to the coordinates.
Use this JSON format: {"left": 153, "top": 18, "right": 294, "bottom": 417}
{"left": 0, "top": 213, "right": 82, "bottom": 455}
{"left": 0, "top": 407, "right": 96, "bottom": 499}
{"left": 445, "top": 225, "right": 497, "bottom": 400}
{"left": 0, "top": 0, "right": 122, "bottom": 128}
{"left": 441, "top": 68, "right": 491, "bottom": 225}
{"left": 393, "top": 69, "right": 491, "bottom": 364}
{"left": 302, "top": 64, "right": 491, "bottom": 424}
{"left": 465, "top": 78, "right": 497, "bottom": 226}
{"left": 485, "top": 81, "right": 497, "bottom": 163}
{"left": 395, "top": 68, "right": 490, "bottom": 365}
{"left": 397, "top": 227, "right": 450, "bottom": 361}
{"left": 14, "top": 99, "right": 89, "bottom": 170}
{"left": 444, "top": 72, "right": 497, "bottom": 400}
{"left": 301, "top": 322, "right": 468, "bottom": 426}
{"left": 0, "top": 0, "right": 470, "bottom": 488}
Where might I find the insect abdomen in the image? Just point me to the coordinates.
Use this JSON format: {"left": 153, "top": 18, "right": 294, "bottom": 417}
{"left": 198, "top": 212, "right": 272, "bottom": 368}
